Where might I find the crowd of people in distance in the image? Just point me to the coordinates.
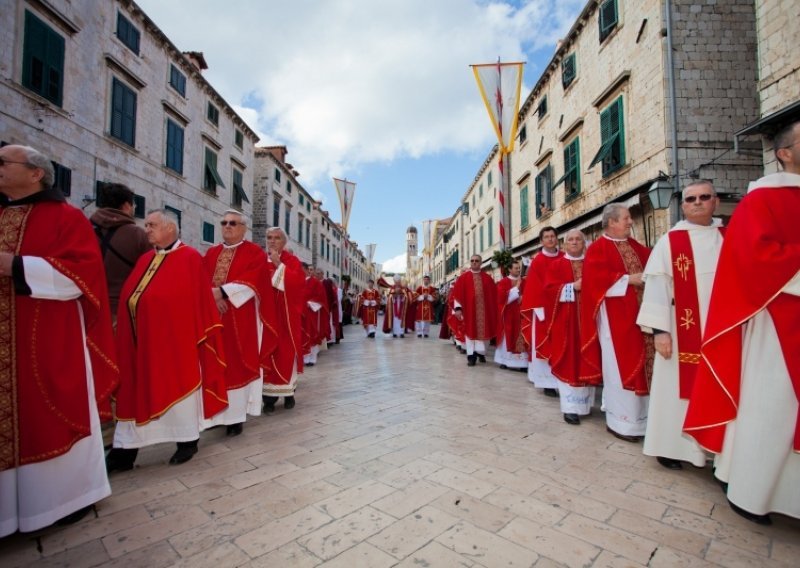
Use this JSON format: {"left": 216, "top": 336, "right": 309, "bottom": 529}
{"left": 1, "top": 118, "right": 798, "bottom": 536}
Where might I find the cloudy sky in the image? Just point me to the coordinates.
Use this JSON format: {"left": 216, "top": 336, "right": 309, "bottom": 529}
{"left": 137, "top": 0, "right": 584, "bottom": 272}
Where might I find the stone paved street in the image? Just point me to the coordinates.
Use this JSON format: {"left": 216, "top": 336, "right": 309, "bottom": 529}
{"left": 3, "top": 327, "right": 799, "bottom": 567}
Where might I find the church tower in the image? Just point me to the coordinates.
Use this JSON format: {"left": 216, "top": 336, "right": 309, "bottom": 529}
{"left": 406, "top": 224, "right": 418, "bottom": 274}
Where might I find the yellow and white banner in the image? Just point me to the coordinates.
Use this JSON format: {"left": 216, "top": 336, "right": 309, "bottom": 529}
{"left": 471, "top": 60, "right": 525, "bottom": 153}
{"left": 333, "top": 177, "right": 357, "bottom": 231}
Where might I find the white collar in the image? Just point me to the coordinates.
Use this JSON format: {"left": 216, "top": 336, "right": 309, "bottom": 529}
{"left": 540, "top": 248, "right": 560, "bottom": 257}
{"left": 564, "top": 252, "right": 585, "bottom": 260}
{"left": 222, "top": 240, "right": 245, "bottom": 249}
{"left": 747, "top": 172, "right": 800, "bottom": 192}
{"left": 602, "top": 234, "right": 628, "bottom": 242}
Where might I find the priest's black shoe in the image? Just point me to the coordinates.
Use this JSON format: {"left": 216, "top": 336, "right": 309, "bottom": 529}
{"left": 656, "top": 456, "right": 683, "bottom": 470}
{"left": 543, "top": 388, "right": 559, "bottom": 398}
{"left": 728, "top": 500, "right": 772, "bottom": 525}
{"left": 477, "top": 354, "right": 486, "bottom": 363}
{"left": 368, "top": 332, "right": 375, "bottom": 338}
{"left": 563, "top": 413, "right": 580, "bottom": 425}
{"left": 105, "top": 447, "right": 137, "bottom": 472}
{"left": 55, "top": 504, "right": 95, "bottom": 526}
{"left": 263, "top": 395, "right": 278, "bottom": 412}
{"left": 169, "top": 440, "right": 199, "bottom": 465}
{"left": 467, "top": 354, "right": 477, "bottom": 367}
{"left": 226, "top": 423, "right": 243, "bottom": 437}
{"left": 284, "top": 396, "right": 296, "bottom": 409}
{"left": 606, "top": 426, "right": 642, "bottom": 443}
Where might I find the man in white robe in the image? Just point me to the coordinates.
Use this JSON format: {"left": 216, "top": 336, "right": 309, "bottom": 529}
{"left": 637, "top": 181, "right": 722, "bottom": 469}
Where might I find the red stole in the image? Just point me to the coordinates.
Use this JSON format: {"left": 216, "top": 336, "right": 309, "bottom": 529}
{"left": 668, "top": 229, "right": 724, "bottom": 399}
{"left": 382, "top": 286, "right": 409, "bottom": 333}
{"left": 580, "top": 236, "right": 651, "bottom": 394}
{"left": 0, "top": 201, "right": 118, "bottom": 469}
{"left": 262, "top": 250, "right": 305, "bottom": 385}
{"left": 496, "top": 277, "right": 525, "bottom": 352}
{"left": 116, "top": 244, "right": 228, "bottom": 424}
{"left": 203, "top": 241, "right": 270, "bottom": 390}
{"left": 684, "top": 186, "right": 800, "bottom": 452}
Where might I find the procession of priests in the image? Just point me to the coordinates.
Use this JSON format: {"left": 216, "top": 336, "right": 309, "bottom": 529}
{"left": 2, "top": 119, "right": 799, "bottom": 538}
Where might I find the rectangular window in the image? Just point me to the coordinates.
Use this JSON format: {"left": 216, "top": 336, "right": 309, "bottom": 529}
{"left": 554, "top": 138, "right": 581, "bottom": 200}
{"left": 234, "top": 129, "right": 243, "bottom": 149}
{"left": 320, "top": 237, "right": 325, "bottom": 256}
{"left": 306, "top": 201, "right": 311, "bottom": 212}
{"left": 284, "top": 208, "right": 291, "bottom": 235}
{"left": 305, "top": 220, "right": 311, "bottom": 249}
{"left": 202, "top": 221, "right": 214, "bottom": 243}
{"left": 590, "top": 96, "right": 626, "bottom": 177}
{"left": 116, "top": 12, "right": 140, "bottom": 55}
{"left": 165, "top": 118, "right": 184, "bottom": 174}
{"left": 297, "top": 214, "right": 304, "bottom": 243}
{"left": 520, "top": 185, "right": 529, "bottom": 228}
{"left": 536, "top": 96, "right": 548, "bottom": 120}
{"left": 232, "top": 168, "right": 249, "bottom": 208}
{"left": 479, "top": 224, "right": 484, "bottom": 252}
{"left": 487, "top": 215, "right": 493, "bottom": 247}
{"left": 286, "top": 180, "right": 292, "bottom": 193}
{"left": 472, "top": 231, "right": 476, "bottom": 255}
{"left": 535, "top": 164, "right": 554, "bottom": 219}
{"left": 562, "top": 53, "right": 576, "bottom": 89}
{"left": 110, "top": 77, "right": 137, "bottom": 147}
{"left": 133, "top": 194, "right": 145, "bottom": 219}
{"left": 299, "top": 194, "right": 304, "bottom": 205}
{"left": 488, "top": 171, "right": 493, "bottom": 186}
{"left": 599, "top": 0, "right": 619, "bottom": 43}
{"left": 169, "top": 64, "right": 186, "bottom": 97}
{"left": 479, "top": 183, "right": 483, "bottom": 199}
{"left": 519, "top": 124, "right": 527, "bottom": 144}
{"left": 206, "top": 102, "right": 219, "bottom": 126}
{"left": 51, "top": 161, "right": 71, "bottom": 197}
{"left": 22, "top": 11, "right": 65, "bottom": 106}
{"left": 273, "top": 198, "right": 281, "bottom": 227}
{"left": 203, "top": 147, "right": 225, "bottom": 194}
{"left": 275, "top": 168, "right": 282, "bottom": 183}
{"left": 165, "top": 205, "right": 182, "bottom": 230}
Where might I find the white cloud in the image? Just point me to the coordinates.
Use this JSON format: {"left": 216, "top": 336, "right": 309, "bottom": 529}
{"left": 380, "top": 253, "right": 408, "bottom": 274}
{"left": 138, "top": 0, "right": 583, "bottom": 186}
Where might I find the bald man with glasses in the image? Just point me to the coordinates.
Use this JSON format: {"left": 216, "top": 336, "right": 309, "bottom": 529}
{"left": 637, "top": 180, "right": 722, "bottom": 472}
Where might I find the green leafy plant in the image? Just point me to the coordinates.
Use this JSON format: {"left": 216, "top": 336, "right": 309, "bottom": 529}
{"left": 492, "top": 249, "right": 514, "bottom": 276}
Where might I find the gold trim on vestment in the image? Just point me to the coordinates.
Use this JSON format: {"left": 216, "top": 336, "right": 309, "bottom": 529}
{"left": 127, "top": 253, "right": 167, "bottom": 341}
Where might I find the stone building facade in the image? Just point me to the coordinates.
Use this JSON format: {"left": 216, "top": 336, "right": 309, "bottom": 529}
{"left": 1, "top": 0, "right": 258, "bottom": 250}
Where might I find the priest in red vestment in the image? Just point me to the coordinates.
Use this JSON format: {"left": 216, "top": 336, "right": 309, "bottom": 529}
{"left": 494, "top": 260, "right": 528, "bottom": 371}
{"left": 581, "top": 204, "right": 651, "bottom": 442}
{"left": 520, "top": 226, "right": 564, "bottom": 394}
{"left": 452, "top": 255, "right": 498, "bottom": 366}
{"left": 262, "top": 227, "right": 305, "bottom": 411}
{"left": 356, "top": 279, "right": 381, "bottom": 337}
{"left": 382, "top": 278, "right": 411, "bottom": 337}
{"left": 322, "top": 273, "right": 342, "bottom": 344}
{"left": 684, "top": 120, "right": 800, "bottom": 524}
{"left": 203, "top": 210, "right": 275, "bottom": 437}
{"left": 0, "top": 145, "right": 118, "bottom": 535}
{"left": 414, "top": 275, "right": 437, "bottom": 338}
{"left": 302, "top": 264, "right": 328, "bottom": 365}
{"left": 542, "top": 229, "right": 598, "bottom": 425}
{"left": 108, "top": 209, "right": 228, "bottom": 471}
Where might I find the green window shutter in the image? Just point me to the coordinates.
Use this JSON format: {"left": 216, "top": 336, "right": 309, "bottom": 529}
{"left": 203, "top": 222, "right": 214, "bottom": 243}
{"left": 166, "top": 119, "right": 184, "bottom": 174}
{"left": 487, "top": 215, "right": 493, "bottom": 246}
{"left": 22, "top": 11, "right": 65, "bottom": 106}
{"left": 562, "top": 54, "right": 576, "bottom": 89}
{"left": 520, "top": 185, "right": 529, "bottom": 228}
{"left": 535, "top": 175, "right": 543, "bottom": 219}
{"left": 111, "top": 78, "right": 136, "bottom": 146}
{"left": 599, "top": 0, "right": 618, "bottom": 43}
{"left": 232, "top": 169, "right": 248, "bottom": 206}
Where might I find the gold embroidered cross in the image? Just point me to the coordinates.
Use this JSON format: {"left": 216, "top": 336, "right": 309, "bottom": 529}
{"left": 674, "top": 253, "right": 692, "bottom": 281}
{"left": 680, "top": 308, "right": 696, "bottom": 330}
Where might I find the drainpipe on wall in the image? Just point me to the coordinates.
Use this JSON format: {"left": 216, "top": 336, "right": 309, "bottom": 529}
{"left": 664, "top": 0, "right": 681, "bottom": 225}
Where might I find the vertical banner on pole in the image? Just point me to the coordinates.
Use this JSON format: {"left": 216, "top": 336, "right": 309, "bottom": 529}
{"left": 471, "top": 60, "right": 525, "bottom": 249}
{"left": 365, "top": 243, "right": 376, "bottom": 275}
{"left": 333, "top": 177, "right": 357, "bottom": 275}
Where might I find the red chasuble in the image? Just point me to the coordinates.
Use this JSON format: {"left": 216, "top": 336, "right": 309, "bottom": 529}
{"left": 543, "top": 256, "right": 600, "bottom": 387}
{"left": 496, "top": 277, "right": 526, "bottom": 353}
{"left": 1, "top": 199, "right": 118, "bottom": 470}
{"left": 415, "top": 286, "right": 437, "bottom": 323}
{"left": 684, "top": 186, "right": 800, "bottom": 452}
{"left": 529, "top": 252, "right": 564, "bottom": 357}
{"left": 115, "top": 244, "right": 228, "bottom": 425}
{"left": 203, "top": 241, "right": 272, "bottom": 390}
{"left": 302, "top": 276, "right": 328, "bottom": 352}
{"left": 356, "top": 288, "right": 380, "bottom": 327}
{"left": 262, "top": 250, "right": 305, "bottom": 384}
{"left": 580, "top": 236, "right": 651, "bottom": 394}
{"left": 382, "top": 286, "right": 410, "bottom": 333}
{"left": 452, "top": 270, "right": 498, "bottom": 340}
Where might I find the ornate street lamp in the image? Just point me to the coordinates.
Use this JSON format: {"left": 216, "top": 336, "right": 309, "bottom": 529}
{"left": 647, "top": 175, "right": 675, "bottom": 210}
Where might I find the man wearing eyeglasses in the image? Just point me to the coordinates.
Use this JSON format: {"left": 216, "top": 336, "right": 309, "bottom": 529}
{"left": 202, "top": 211, "right": 274, "bottom": 436}
{"left": 451, "top": 255, "right": 498, "bottom": 366}
{"left": 0, "top": 144, "right": 118, "bottom": 534}
{"left": 684, "top": 119, "right": 800, "bottom": 524}
{"left": 637, "top": 180, "right": 722, "bottom": 472}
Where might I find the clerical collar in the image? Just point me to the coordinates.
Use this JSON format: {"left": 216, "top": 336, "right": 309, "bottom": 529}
{"left": 470, "top": 269, "right": 481, "bottom": 273}
{"left": 222, "top": 240, "right": 245, "bottom": 249}
{"left": 540, "top": 248, "right": 560, "bottom": 257}
{"left": 602, "top": 234, "right": 628, "bottom": 242}
{"left": 156, "top": 240, "right": 180, "bottom": 253}
{"left": 508, "top": 275, "right": 519, "bottom": 280}
{"left": 0, "top": 186, "right": 66, "bottom": 206}
{"left": 565, "top": 252, "right": 585, "bottom": 261}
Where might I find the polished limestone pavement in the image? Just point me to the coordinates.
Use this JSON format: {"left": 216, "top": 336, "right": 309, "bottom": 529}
{"left": 3, "top": 325, "right": 798, "bottom": 567}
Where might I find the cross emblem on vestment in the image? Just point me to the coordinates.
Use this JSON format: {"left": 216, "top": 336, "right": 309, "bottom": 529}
{"left": 680, "top": 308, "right": 696, "bottom": 330}
{"left": 674, "top": 253, "right": 692, "bottom": 281}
